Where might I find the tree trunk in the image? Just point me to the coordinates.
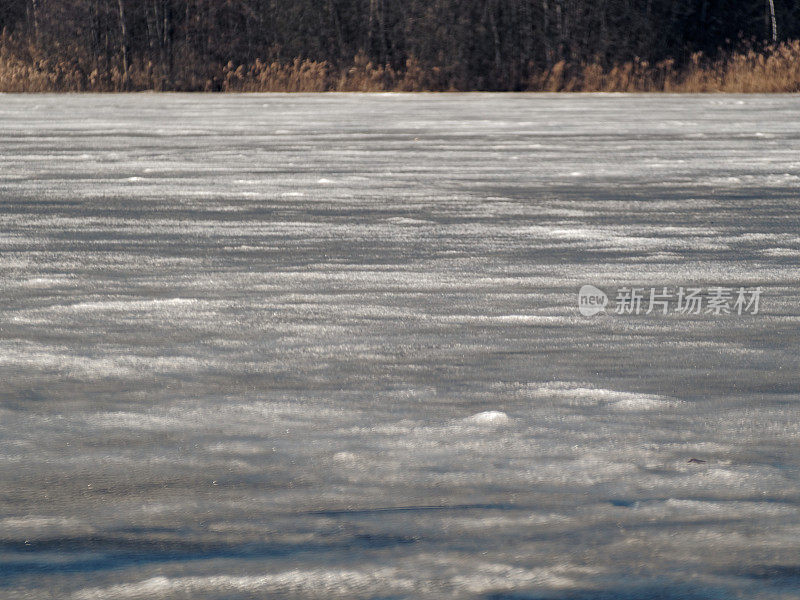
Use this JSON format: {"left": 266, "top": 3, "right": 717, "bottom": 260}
{"left": 327, "top": 0, "right": 346, "bottom": 62}
{"left": 30, "top": 0, "right": 40, "bottom": 42}
{"left": 767, "top": 0, "right": 778, "bottom": 42}
{"left": 541, "top": 0, "right": 553, "bottom": 68}
{"left": 117, "top": 0, "right": 130, "bottom": 90}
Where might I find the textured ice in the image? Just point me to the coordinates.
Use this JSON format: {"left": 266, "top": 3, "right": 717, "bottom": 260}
{"left": 462, "top": 410, "right": 511, "bottom": 424}
{"left": 1, "top": 93, "right": 799, "bottom": 599}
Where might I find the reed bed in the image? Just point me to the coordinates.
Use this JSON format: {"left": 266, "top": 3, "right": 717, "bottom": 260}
{"left": 2, "top": 34, "right": 799, "bottom": 93}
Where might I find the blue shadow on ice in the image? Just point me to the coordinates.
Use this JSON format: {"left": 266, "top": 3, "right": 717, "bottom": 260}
{"left": 485, "top": 585, "right": 733, "bottom": 600}
{"left": 0, "top": 531, "right": 418, "bottom": 579}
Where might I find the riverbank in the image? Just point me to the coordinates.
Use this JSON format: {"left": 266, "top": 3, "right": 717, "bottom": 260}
{"left": 2, "top": 40, "right": 800, "bottom": 93}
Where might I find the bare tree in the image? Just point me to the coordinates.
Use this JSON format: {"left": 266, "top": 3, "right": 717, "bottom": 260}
{"left": 30, "top": 0, "right": 41, "bottom": 41}
{"left": 767, "top": 0, "right": 778, "bottom": 42}
{"left": 117, "top": 0, "right": 130, "bottom": 89}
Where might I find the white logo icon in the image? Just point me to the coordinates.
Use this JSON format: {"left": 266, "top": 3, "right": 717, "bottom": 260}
{"left": 578, "top": 285, "right": 608, "bottom": 317}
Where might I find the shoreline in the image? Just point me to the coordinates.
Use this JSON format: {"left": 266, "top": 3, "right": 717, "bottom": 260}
{"left": 3, "top": 42, "right": 800, "bottom": 94}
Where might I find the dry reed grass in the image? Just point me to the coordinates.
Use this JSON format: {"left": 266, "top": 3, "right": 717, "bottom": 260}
{"left": 2, "top": 32, "right": 800, "bottom": 93}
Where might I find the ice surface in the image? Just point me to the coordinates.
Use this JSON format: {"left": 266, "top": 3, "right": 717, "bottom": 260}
{"left": 1, "top": 93, "right": 799, "bottom": 599}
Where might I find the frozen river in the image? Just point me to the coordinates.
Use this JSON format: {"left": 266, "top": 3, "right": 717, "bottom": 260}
{"left": 1, "top": 93, "right": 799, "bottom": 599}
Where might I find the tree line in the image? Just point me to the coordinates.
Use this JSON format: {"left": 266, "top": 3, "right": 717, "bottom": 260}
{"left": 1, "top": 0, "right": 798, "bottom": 91}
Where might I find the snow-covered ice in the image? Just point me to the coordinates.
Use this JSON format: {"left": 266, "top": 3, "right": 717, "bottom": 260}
{"left": 1, "top": 93, "right": 799, "bottom": 599}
